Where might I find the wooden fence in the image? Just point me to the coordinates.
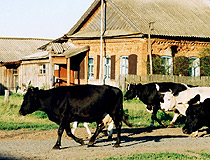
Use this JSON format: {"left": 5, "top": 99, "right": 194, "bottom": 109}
{"left": 116, "top": 74, "right": 210, "bottom": 91}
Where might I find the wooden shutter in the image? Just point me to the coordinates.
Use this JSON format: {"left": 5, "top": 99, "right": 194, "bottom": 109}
{"left": 96, "top": 55, "right": 100, "bottom": 79}
{"left": 79, "top": 59, "right": 85, "bottom": 79}
{"left": 128, "top": 54, "right": 137, "bottom": 75}
{"left": 111, "top": 55, "right": 115, "bottom": 80}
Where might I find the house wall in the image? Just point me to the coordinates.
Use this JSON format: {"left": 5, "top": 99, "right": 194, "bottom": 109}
{"left": 71, "top": 37, "right": 210, "bottom": 85}
{"left": 20, "top": 59, "right": 50, "bottom": 89}
{"left": 151, "top": 38, "right": 209, "bottom": 57}
{"left": 0, "top": 65, "right": 19, "bottom": 94}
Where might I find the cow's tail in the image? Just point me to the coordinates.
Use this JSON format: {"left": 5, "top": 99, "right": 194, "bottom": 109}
{"left": 122, "top": 114, "right": 132, "bottom": 127}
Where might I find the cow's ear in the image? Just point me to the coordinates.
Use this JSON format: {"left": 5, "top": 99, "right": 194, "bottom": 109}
{"left": 27, "top": 86, "right": 33, "bottom": 92}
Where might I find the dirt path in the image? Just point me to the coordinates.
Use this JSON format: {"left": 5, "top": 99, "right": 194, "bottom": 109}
{"left": 0, "top": 127, "right": 210, "bottom": 160}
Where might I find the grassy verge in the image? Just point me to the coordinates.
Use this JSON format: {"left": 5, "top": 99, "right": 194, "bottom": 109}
{"left": 0, "top": 94, "right": 185, "bottom": 130}
{"left": 101, "top": 152, "right": 210, "bottom": 160}
{"left": 0, "top": 94, "right": 58, "bottom": 130}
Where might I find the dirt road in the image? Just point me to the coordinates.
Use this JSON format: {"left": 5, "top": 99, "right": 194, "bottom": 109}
{"left": 0, "top": 127, "right": 210, "bottom": 160}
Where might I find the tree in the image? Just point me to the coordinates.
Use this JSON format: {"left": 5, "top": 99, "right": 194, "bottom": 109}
{"left": 200, "top": 47, "right": 210, "bottom": 76}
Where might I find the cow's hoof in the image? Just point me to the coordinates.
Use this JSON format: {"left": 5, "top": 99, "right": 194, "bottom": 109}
{"left": 190, "top": 134, "right": 198, "bottom": 138}
{"left": 88, "top": 141, "right": 94, "bottom": 147}
{"left": 80, "top": 140, "right": 85, "bottom": 146}
{"left": 52, "top": 145, "right": 60, "bottom": 150}
{"left": 162, "top": 123, "right": 167, "bottom": 127}
{"left": 167, "top": 124, "right": 173, "bottom": 128}
{"left": 113, "top": 143, "right": 120, "bottom": 148}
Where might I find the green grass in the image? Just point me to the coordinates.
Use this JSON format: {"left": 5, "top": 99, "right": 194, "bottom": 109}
{"left": 123, "top": 98, "right": 185, "bottom": 127}
{"left": 0, "top": 94, "right": 185, "bottom": 130}
{"left": 100, "top": 152, "right": 210, "bottom": 160}
{"left": 0, "top": 94, "right": 58, "bottom": 130}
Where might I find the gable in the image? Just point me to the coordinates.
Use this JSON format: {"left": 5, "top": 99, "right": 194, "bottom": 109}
{"left": 67, "top": 1, "right": 139, "bottom": 38}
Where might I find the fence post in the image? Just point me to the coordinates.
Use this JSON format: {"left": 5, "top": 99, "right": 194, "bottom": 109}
{"left": 4, "top": 90, "right": 9, "bottom": 103}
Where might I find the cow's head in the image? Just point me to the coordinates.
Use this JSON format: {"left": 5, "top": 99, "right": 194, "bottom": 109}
{"left": 182, "top": 95, "right": 206, "bottom": 134}
{"left": 124, "top": 83, "right": 140, "bottom": 100}
{"left": 160, "top": 90, "right": 176, "bottom": 111}
{"left": 19, "top": 87, "right": 40, "bottom": 116}
{"left": 182, "top": 104, "right": 202, "bottom": 134}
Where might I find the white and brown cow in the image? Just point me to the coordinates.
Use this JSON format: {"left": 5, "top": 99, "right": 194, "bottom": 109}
{"left": 160, "top": 87, "right": 210, "bottom": 136}
{"left": 71, "top": 114, "right": 114, "bottom": 139}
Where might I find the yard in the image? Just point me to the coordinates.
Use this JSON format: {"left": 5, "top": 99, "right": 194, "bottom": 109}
{"left": 0, "top": 94, "right": 210, "bottom": 159}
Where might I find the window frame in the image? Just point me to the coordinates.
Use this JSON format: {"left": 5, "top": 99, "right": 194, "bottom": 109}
{"left": 39, "top": 64, "right": 46, "bottom": 75}
{"left": 88, "top": 57, "right": 94, "bottom": 79}
{"left": 161, "top": 56, "right": 173, "bottom": 75}
{"left": 120, "top": 56, "right": 128, "bottom": 76}
{"left": 189, "top": 57, "right": 200, "bottom": 77}
{"left": 103, "top": 56, "right": 111, "bottom": 80}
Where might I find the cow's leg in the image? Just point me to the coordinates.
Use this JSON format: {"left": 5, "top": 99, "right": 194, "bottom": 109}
{"left": 107, "top": 121, "right": 114, "bottom": 139}
{"left": 113, "top": 120, "right": 122, "bottom": 147}
{"left": 53, "top": 125, "right": 64, "bottom": 150}
{"left": 83, "top": 122, "right": 92, "bottom": 139}
{"left": 168, "top": 111, "right": 180, "bottom": 128}
{"left": 151, "top": 106, "right": 166, "bottom": 127}
{"left": 191, "top": 130, "right": 198, "bottom": 137}
{"left": 88, "top": 122, "right": 105, "bottom": 147}
{"left": 71, "top": 121, "right": 78, "bottom": 135}
{"left": 65, "top": 123, "right": 84, "bottom": 146}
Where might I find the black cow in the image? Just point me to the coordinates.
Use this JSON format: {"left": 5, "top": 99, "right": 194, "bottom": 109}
{"left": 183, "top": 95, "right": 210, "bottom": 135}
{"left": 124, "top": 82, "right": 188, "bottom": 127}
{"left": 19, "top": 85, "right": 131, "bottom": 149}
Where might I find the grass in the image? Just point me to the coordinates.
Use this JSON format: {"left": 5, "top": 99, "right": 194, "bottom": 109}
{"left": 101, "top": 152, "right": 210, "bottom": 160}
{"left": 0, "top": 94, "right": 185, "bottom": 130}
{"left": 123, "top": 98, "right": 185, "bottom": 127}
{"left": 0, "top": 94, "right": 58, "bottom": 130}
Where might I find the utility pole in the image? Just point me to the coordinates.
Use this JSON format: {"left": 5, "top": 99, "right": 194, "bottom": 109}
{"left": 148, "top": 22, "right": 155, "bottom": 75}
{"left": 99, "top": 0, "right": 103, "bottom": 84}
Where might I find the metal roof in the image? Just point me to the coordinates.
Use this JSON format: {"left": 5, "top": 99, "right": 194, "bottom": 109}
{"left": 0, "top": 38, "right": 52, "bottom": 63}
{"left": 21, "top": 42, "right": 90, "bottom": 60}
{"left": 66, "top": 0, "right": 210, "bottom": 38}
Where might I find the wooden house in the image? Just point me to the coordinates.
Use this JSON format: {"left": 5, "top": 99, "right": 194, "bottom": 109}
{"left": 0, "top": 38, "right": 90, "bottom": 94}
{"left": 21, "top": 41, "right": 89, "bottom": 88}
{"left": 0, "top": 38, "right": 51, "bottom": 94}
{"left": 54, "top": 0, "right": 210, "bottom": 86}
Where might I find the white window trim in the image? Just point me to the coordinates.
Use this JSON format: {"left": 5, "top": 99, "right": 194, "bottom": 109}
{"left": 161, "top": 56, "right": 173, "bottom": 75}
{"left": 88, "top": 57, "right": 94, "bottom": 79}
{"left": 120, "top": 56, "right": 128, "bottom": 76}
{"left": 103, "top": 56, "right": 111, "bottom": 80}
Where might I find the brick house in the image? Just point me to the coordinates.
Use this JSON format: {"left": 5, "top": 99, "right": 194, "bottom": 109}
{"left": 53, "top": 0, "right": 210, "bottom": 85}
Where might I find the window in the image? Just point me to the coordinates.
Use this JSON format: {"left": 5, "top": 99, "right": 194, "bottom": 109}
{"left": 161, "top": 56, "right": 173, "bottom": 75}
{"left": 120, "top": 56, "right": 128, "bottom": 76}
{"left": 104, "top": 57, "right": 111, "bottom": 79}
{"left": 189, "top": 57, "right": 199, "bottom": 77}
{"left": 39, "top": 64, "right": 46, "bottom": 75}
{"left": 88, "top": 57, "right": 94, "bottom": 79}
{"left": 13, "top": 68, "right": 18, "bottom": 75}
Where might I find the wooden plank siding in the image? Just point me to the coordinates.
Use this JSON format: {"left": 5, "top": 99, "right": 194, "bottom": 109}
{"left": 124, "top": 74, "right": 210, "bottom": 87}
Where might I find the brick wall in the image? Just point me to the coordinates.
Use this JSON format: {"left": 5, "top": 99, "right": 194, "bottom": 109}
{"left": 71, "top": 37, "right": 210, "bottom": 81}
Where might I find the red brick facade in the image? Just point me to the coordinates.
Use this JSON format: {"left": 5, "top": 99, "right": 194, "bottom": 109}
{"left": 71, "top": 37, "right": 210, "bottom": 84}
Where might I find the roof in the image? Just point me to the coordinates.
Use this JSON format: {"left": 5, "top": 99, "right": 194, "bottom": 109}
{"left": 22, "top": 42, "right": 90, "bottom": 60}
{"left": 63, "top": 43, "right": 90, "bottom": 58}
{"left": 22, "top": 51, "right": 49, "bottom": 60}
{"left": 66, "top": 0, "right": 210, "bottom": 38}
{"left": 0, "top": 37, "right": 52, "bottom": 63}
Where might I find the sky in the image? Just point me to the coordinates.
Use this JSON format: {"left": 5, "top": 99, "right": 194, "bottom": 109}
{"left": 0, "top": 0, "right": 95, "bottom": 39}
